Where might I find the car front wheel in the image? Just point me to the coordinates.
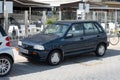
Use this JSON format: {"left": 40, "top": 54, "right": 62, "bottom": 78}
{"left": 0, "top": 56, "right": 13, "bottom": 76}
{"left": 47, "top": 50, "right": 62, "bottom": 66}
{"left": 95, "top": 44, "right": 106, "bottom": 57}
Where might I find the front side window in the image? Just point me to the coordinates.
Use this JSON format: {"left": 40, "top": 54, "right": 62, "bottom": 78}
{"left": 83, "top": 23, "right": 99, "bottom": 35}
{"left": 67, "top": 23, "right": 83, "bottom": 37}
{"left": 43, "top": 24, "right": 69, "bottom": 37}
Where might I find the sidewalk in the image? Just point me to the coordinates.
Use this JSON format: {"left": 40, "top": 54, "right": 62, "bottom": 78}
{"left": 12, "top": 47, "right": 26, "bottom": 62}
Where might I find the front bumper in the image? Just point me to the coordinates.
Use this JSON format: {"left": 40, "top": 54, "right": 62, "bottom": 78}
{"left": 18, "top": 47, "right": 49, "bottom": 61}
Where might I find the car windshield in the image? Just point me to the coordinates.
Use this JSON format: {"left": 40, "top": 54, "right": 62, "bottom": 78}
{"left": 43, "top": 24, "right": 69, "bottom": 37}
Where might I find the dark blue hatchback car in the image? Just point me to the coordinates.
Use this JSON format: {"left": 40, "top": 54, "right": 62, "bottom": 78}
{"left": 18, "top": 20, "right": 109, "bottom": 65}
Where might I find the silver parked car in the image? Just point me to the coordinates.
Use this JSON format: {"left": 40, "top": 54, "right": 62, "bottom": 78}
{"left": 0, "top": 26, "right": 14, "bottom": 76}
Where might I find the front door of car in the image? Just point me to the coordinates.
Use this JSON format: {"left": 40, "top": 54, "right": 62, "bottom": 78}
{"left": 62, "top": 23, "right": 85, "bottom": 55}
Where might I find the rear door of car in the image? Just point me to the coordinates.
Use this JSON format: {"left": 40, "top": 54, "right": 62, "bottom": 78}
{"left": 82, "top": 22, "right": 101, "bottom": 50}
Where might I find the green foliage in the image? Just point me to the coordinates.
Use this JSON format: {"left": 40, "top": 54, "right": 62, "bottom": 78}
{"left": 46, "top": 19, "right": 53, "bottom": 25}
{"left": 46, "top": 18, "right": 58, "bottom": 25}
{"left": 46, "top": 11, "right": 59, "bottom": 25}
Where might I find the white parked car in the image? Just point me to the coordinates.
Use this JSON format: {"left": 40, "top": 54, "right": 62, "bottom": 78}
{"left": 0, "top": 26, "right": 14, "bottom": 76}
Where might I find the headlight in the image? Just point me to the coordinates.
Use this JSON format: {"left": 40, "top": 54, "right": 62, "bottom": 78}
{"left": 18, "top": 41, "right": 22, "bottom": 46}
{"left": 34, "top": 45, "right": 44, "bottom": 50}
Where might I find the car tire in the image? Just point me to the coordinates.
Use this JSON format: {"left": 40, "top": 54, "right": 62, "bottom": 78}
{"left": 95, "top": 44, "right": 106, "bottom": 57}
{"left": 47, "top": 50, "right": 62, "bottom": 66}
{"left": 0, "top": 56, "right": 13, "bottom": 76}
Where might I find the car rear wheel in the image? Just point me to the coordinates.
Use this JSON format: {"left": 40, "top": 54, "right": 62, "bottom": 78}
{"left": 0, "top": 56, "right": 13, "bottom": 76}
{"left": 47, "top": 50, "right": 62, "bottom": 66}
{"left": 95, "top": 44, "right": 106, "bottom": 57}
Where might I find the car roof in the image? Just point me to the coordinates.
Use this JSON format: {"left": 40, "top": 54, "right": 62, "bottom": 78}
{"left": 54, "top": 20, "right": 98, "bottom": 25}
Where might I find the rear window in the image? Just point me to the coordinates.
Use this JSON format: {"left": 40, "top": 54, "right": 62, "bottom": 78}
{"left": 0, "top": 26, "right": 7, "bottom": 37}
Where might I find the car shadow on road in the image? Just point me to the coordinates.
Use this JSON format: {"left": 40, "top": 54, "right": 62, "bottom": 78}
{"left": 64, "top": 49, "right": 120, "bottom": 63}
{"left": 3, "top": 49, "right": 120, "bottom": 78}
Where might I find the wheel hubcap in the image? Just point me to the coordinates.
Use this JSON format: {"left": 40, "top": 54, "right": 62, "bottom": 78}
{"left": 98, "top": 45, "right": 105, "bottom": 55}
{"left": 0, "top": 58, "right": 11, "bottom": 75}
{"left": 51, "top": 52, "right": 60, "bottom": 64}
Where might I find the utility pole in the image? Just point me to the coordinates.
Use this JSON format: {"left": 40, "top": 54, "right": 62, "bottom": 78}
{"left": 25, "top": 11, "right": 28, "bottom": 37}
{"left": 3, "top": 0, "right": 8, "bottom": 33}
{"left": 3, "top": 0, "right": 6, "bottom": 30}
{"left": 82, "top": 0, "right": 88, "bottom": 20}
{"left": 29, "top": 7, "right": 31, "bottom": 24}
{"left": 81, "top": 0, "right": 89, "bottom": 20}
{"left": 82, "top": 1, "right": 86, "bottom": 20}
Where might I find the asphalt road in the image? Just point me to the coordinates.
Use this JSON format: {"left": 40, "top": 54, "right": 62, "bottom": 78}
{"left": 1, "top": 43, "right": 120, "bottom": 80}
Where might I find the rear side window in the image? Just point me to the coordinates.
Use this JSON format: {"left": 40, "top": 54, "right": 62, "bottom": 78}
{"left": 83, "top": 22, "right": 99, "bottom": 35}
{"left": 94, "top": 22, "right": 104, "bottom": 33}
{"left": 0, "top": 26, "right": 7, "bottom": 37}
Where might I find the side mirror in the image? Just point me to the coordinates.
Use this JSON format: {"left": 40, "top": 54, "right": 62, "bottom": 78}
{"left": 65, "top": 33, "right": 73, "bottom": 38}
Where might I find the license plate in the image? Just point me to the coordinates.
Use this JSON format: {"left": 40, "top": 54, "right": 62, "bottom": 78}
{"left": 19, "top": 48, "right": 28, "bottom": 54}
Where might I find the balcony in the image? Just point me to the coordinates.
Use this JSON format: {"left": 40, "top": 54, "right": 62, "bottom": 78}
{"left": 102, "top": 0, "right": 120, "bottom": 7}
